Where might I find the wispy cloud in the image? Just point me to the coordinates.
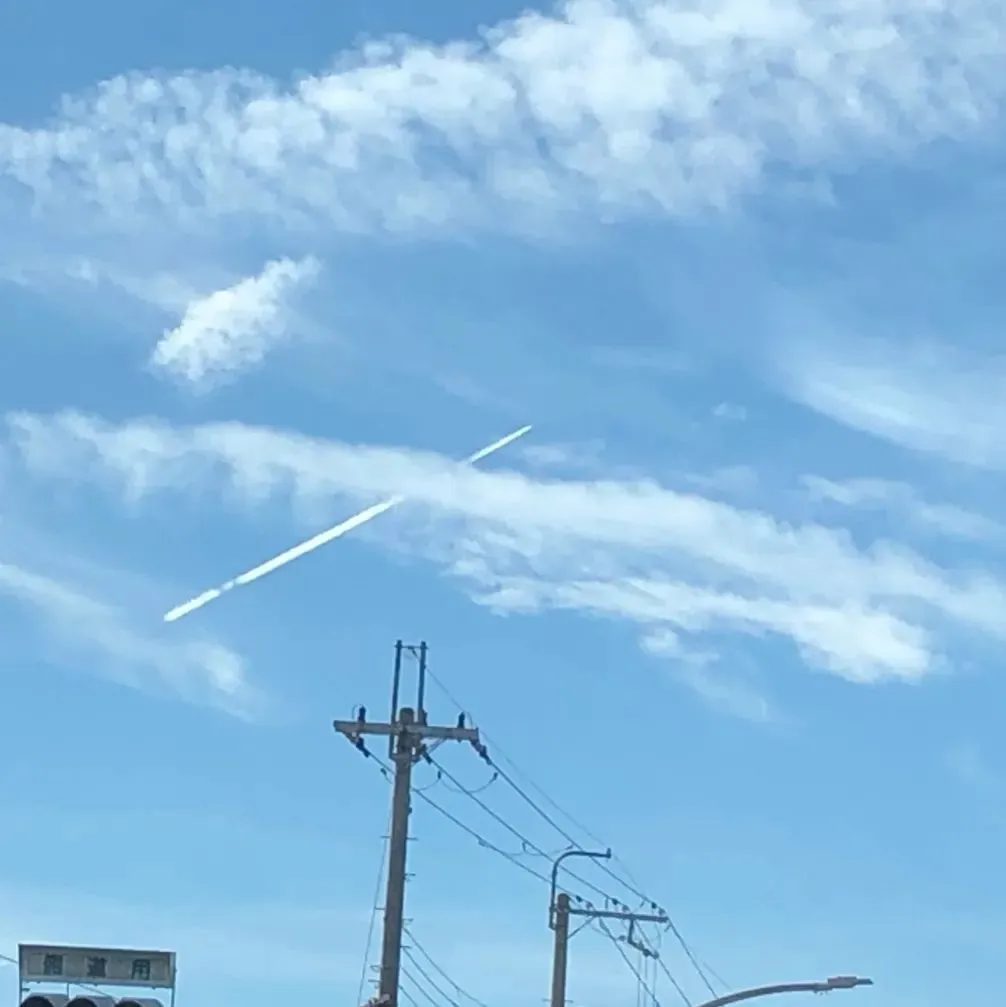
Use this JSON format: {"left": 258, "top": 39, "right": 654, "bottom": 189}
{"left": 803, "top": 476, "right": 1004, "bottom": 542}
{"left": 642, "top": 628, "right": 774, "bottom": 722}
{"left": 0, "top": 555, "right": 263, "bottom": 718}
{"left": 150, "top": 256, "right": 320, "bottom": 386}
{"left": 9, "top": 410, "right": 1006, "bottom": 703}
{"left": 0, "top": 0, "right": 1002, "bottom": 240}
{"left": 781, "top": 342, "right": 1006, "bottom": 469}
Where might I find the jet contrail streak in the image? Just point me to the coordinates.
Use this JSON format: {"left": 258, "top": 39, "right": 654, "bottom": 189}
{"left": 163, "top": 424, "right": 532, "bottom": 622}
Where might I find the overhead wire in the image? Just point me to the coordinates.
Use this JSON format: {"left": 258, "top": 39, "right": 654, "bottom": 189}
{"left": 419, "top": 662, "right": 721, "bottom": 997}
{"left": 355, "top": 657, "right": 721, "bottom": 1003}
{"left": 357, "top": 805, "right": 392, "bottom": 1007}
{"left": 427, "top": 754, "right": 623, "bottom": 905}
{"left": 401, "top": 947, "right": 462, "bottom": 1007}
{"left": 403, "top": 926, "right": 491, "bottom": 1007}
{"left": 477, "top": 746, "right": 718, "bottom": 997}
{"left": 400, "top": 966, "right": 442, "bottom": 1007}
{"left": 633, "top": 929, "right": 696, "bottom": 1007}
{"left": 345, "top": 769, "right": 492, "bottom": 1007}
{"left": 419, "top": 664, "right": 608, "bottom": 843}
{"left": 698, "top": 955, "right": 730, "bottom": 992}
{"left": 397, "top": 984, "right": 423, "bottom": 1007}
{"left": 365, "top": 748, "right": 553, "bottom": 886}
{"left": 596, "top": 919, "right": 675, "bottom": 1007}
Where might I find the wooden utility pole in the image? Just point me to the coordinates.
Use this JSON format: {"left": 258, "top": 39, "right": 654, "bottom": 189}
{"left": 334, "top": 641, "right": 479, "bottom": 1007}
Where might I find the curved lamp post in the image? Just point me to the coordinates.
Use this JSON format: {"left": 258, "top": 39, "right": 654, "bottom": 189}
{"left": 695, "top": 976, "right": 873, "bottom": 1007}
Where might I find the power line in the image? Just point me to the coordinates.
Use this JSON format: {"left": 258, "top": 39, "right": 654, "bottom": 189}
{"left": 357, "top": 810, "right": 392, "bottom": 1007}
{"left": 422, "top": 660, "right": 665, "bottom": 902}
{"left": 366, "top": 749, "right": 553, "bottom": 887}
{"left": 400, "top": 966, "right": 441, "bottom": 1007}
{"left": 360, "top": 642, "right": 719, "bottom": 1007}
{"left": 427, "top": 754, "right": 623, "bottom": 905}
{"left": 700, "top": 956, "right": 729, "bottom": 993}
{"left": 403, "top": 926, "right": 491, "bottom": 1007}
{"left": 397, "top": 982, "right": 423, "bottom": 1007}
{"left": 401, "top": 947, "right": 461, "bottom": 1007}
{"left": 596, "top": 919, "right": 688, "bottom": 1007}
{"left": 421, "top": 664, "right": 610, "bottom": 848}
{"left": 420, "top": 660, "right": 719, "bottom": 997}
{"left": 476, "top": 747, "right": 717, "bottom": 996}
{"left": 661, "top": 920, "right": 717, "bottom": 999}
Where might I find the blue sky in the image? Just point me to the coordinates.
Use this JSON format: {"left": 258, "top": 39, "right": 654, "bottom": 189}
{"left": 2, "top": 1, "right": 1006, "bottom": 1006}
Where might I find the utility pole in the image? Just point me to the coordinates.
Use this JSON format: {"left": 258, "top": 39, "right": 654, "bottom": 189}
{"left": 551, "top": 892, "right": 572, "bottom": 1007}
{"left": 549, "top": 850, "right": 668, "bottom": 1007}
{"left": 334, "top": 641, "right": 480, "bottom": 1007}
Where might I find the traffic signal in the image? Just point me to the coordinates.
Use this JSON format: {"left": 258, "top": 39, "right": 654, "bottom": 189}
{"left": 19, "top": 998, "right": 165, "bottom": 1007}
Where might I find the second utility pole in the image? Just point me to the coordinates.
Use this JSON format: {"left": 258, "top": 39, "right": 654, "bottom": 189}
{"left": 550, "top": 850, "right": 668, "bottom": 1007}
{"left": 335, "top": 641, "right": 479, "bottom": 1007}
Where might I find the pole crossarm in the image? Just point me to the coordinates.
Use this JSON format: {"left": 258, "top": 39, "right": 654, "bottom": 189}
{"left": 567, "top": 908, "right": 668, "bottom": 922}
{"left": 334, "top": 719, "right": 480, "bottom": 743}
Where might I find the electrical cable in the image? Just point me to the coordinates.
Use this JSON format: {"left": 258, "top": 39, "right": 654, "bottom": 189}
{"left": 356, "top": 807, "right": 392, "bottom": 1007}
{"left": 401, "top": 947, "right": 462, "bottom": 1007}
{"left": 345, "top": 674, "right": 718, "bottom": 1004}
{"left": 347, "top": 767, "right": 492, "bottom": 1007}
{"left": 428, "top": 754, "right": 626, "bottom": 908}
{"left": 397, "top": 984, "right": 423, "bottom": 1007}
{"left": 699, "top": 955, "right": 730, "bottom": 992}
{"left": 662, "top": 922, "right": 718, "bottom": 999}
{"left": 437, "top": 770, "right": 499, "bottom": 796}
{"left": 655, "top": 953, "right": 695, "bottom": 1007}
{"left": 413, "top": 781, "right": 554, "bottom": 885}
{"left": 403, "top": 926, "right": 491, "bottom": 1007}
{"left": 429, "top": 757, "right": 583, "bottom": 876}
{"left": 400, "top": 967, "right": 441, "bottom": 1007}
{"left": 634, "top": 931, "right": 695, "bottom": 1007}
{"left": 363, "top": 748, "right": 553, "bottom": 886}
{"left": 596, "top": 919, "right": 676, "bottom": 1007}
{"left": 474, "top": 745, "right": 717, "bottom": 998}
{"left": 420, "top": 661, "right": 720, "bottom": 998}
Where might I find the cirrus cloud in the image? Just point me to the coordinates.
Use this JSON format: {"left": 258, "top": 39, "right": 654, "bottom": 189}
{"left": 7, "top": 410, "right": 1006, "bottom": 704}
{"left": 0, "top": 0, "right": 1003, "bottom": 241}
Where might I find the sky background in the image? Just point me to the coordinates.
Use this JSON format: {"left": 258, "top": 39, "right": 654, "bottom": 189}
{"left": 2, "top": 1, "right": 1006, "bottom": 1006}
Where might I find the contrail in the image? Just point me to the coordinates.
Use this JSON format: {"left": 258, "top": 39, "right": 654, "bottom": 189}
{"left": 163, "top": 424, "right": 532, "bottom": 622}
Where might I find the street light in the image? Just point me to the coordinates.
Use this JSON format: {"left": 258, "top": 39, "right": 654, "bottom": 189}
{"left": 694, "top": 976, "right": 873, "bottom": 1007}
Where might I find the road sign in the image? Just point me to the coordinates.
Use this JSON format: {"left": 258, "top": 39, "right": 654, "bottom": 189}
{"left": 18, "top": 946, "right": 175, "bottom": 990}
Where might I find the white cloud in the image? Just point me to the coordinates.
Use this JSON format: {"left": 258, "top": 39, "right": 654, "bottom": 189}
{"left": 643, "top": 629, "right": 774, "bottom": 723}
{"left": 150, "top": 256, "right": 319, "bottom": 385}
{"left": 8, "top": 410, "right": 1006, "bottom": 698}
{"left": 803, "top": 476, "right": 1005, "bottom": 542}
{"left": 782, "top": 343, "right": 1006, "bottom": 469}
{"left": 0, "top": 0, "right": 1002, "bottom": 236}
{"left": 0, "top": 557, "right": 262, "bottom": 718}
